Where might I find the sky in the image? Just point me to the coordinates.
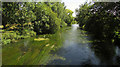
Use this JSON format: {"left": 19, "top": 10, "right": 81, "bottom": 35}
{"left": 62, "top": 0, "right": 91, "bottom": 17}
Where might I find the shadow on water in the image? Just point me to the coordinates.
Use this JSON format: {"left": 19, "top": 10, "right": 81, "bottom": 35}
{"left": 2, "top": 24, "right": 120, "bottom": 65}
{"left": 89, "top": 31, "right": 120, "bottom": 65}
{"left": 90, "top": 39, "right": 116, "bottom": 65}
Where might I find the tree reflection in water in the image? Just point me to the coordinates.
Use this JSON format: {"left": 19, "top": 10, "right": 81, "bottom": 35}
{"left": 90, "top": 34, "right": 120, "bottom": 65}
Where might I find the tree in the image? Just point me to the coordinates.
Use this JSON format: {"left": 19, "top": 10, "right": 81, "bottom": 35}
{"left": 76, "top": 2, "right": 120, "bottom": 42}
{"left": 2, "top": 2, "right": 36, "bottom": 35}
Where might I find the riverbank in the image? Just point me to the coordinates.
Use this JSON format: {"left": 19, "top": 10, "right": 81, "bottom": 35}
{"left": 2, "top": 27, "right": 65, "bottom": 65}
{"left": 1, "top": 29, "right": 36, "bottom": 45}
{"left": 1, "top": 25, "right": 71, "bottom": 45}
{"left": 2, "top": 25, "right": 120, "bottom": 65}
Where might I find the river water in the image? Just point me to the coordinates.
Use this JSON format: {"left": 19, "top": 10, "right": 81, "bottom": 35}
{"left": 2, "top": 24, "right": 120, "bottom": 65}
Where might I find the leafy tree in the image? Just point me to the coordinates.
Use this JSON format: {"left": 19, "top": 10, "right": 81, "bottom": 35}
{"left": 76, "top": 2, "right": 120, "bottom": 43}
{"left": 32, "top": 2, "right": 60, "bottom": 34}
{"left": 65, "top": 9, "right": 74, "bottom": 26}
{"left": 2, "top": 2, "right": 36, "bottom": 35}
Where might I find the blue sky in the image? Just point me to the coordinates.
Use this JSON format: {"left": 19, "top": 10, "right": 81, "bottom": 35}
{"left": 62, "top": 0, "right": 90, "bottom": 17}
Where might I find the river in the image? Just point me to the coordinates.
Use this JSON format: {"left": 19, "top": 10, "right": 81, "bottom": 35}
{"left": 2, "top": 24, "right": 120, "bottom": 65}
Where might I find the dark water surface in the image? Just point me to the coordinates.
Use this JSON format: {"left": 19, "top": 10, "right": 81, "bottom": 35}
{"left": 2, "top": 24, "right": 120, "bottom": 65}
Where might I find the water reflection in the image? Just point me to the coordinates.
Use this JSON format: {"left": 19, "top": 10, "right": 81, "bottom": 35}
{"left": 2, "top": 24, "right": 120, "bottom": 65}
{"left": 48, "top": 24, "right": 100, "bottom": 65}
{"left": 90, "top": 32, "right": 120, "bottom": 65}
{"left": 2, "top": 34, "right": 64, "bottom": 65}
{"left": 72, "top": 24, "right": 79, "bottom": 30}
{"left": 90, "top": 40, "right": 115, "bottom": 65}
{"left": 114, "top": 46, "right": 120, "bottom": 65}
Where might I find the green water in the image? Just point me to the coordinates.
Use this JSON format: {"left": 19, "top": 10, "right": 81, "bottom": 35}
{"left": 2, "top": 25, "right": 120, "bottom": 65}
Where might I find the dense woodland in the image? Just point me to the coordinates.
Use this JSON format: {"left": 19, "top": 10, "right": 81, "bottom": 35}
{"left": 1, "top": 2, "right": 76, "bottom": 45}
{"left": 76, "top": 2, "right": 120, "bottom": 45}
{"left": 0, "top": 1, "right": 120, "bottom": 46}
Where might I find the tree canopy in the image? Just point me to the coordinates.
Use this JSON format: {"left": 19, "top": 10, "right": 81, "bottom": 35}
{"left": 76, "top": 2, "right": 120, "bottom": 44}
{"left": 1, "top": 2, "right": 75, "bottom": 45}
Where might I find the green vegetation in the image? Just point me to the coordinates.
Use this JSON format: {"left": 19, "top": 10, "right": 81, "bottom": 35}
{"left": 2, "top": 1, "right": 120, "bottom": 65}
{"left": 2, "top": 2, "right": 75, "bottom": 45}
{"left": 2, "top": 27, "right": 65, "bottom": 65}
{"left": 1, "top": 30, "right": 36, "bottom": 45}
{"left": 76, "top": 2, "right": 120, "bottom": 44}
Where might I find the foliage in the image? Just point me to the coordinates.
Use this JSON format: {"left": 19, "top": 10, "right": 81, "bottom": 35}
{"left": 33, "top": 2, "right": 60, "bottom": 34}
{"left": 71, "top": 20, "right": 78, "bottom": 24}
{"left": 34, "top": 38, "right": 49, "bottom": 41}
{"left": 64, "top": 9, "right": 74, "bottom": 26}
{"left": 2, "top": 2, "right": 75, "bottom": 45}
{"left": 50, "top": 2, "right": 74, "bottom": 26}
{"left": 1, "top": 30, "right": 36, "bottom": 45}
{"left": 76, "top": 2, "right": 120, "bottom": 43}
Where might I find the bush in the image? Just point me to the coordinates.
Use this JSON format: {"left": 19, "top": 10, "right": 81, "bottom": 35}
{"left": 1, "top": 30, "right": 36, "bottom": 45}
